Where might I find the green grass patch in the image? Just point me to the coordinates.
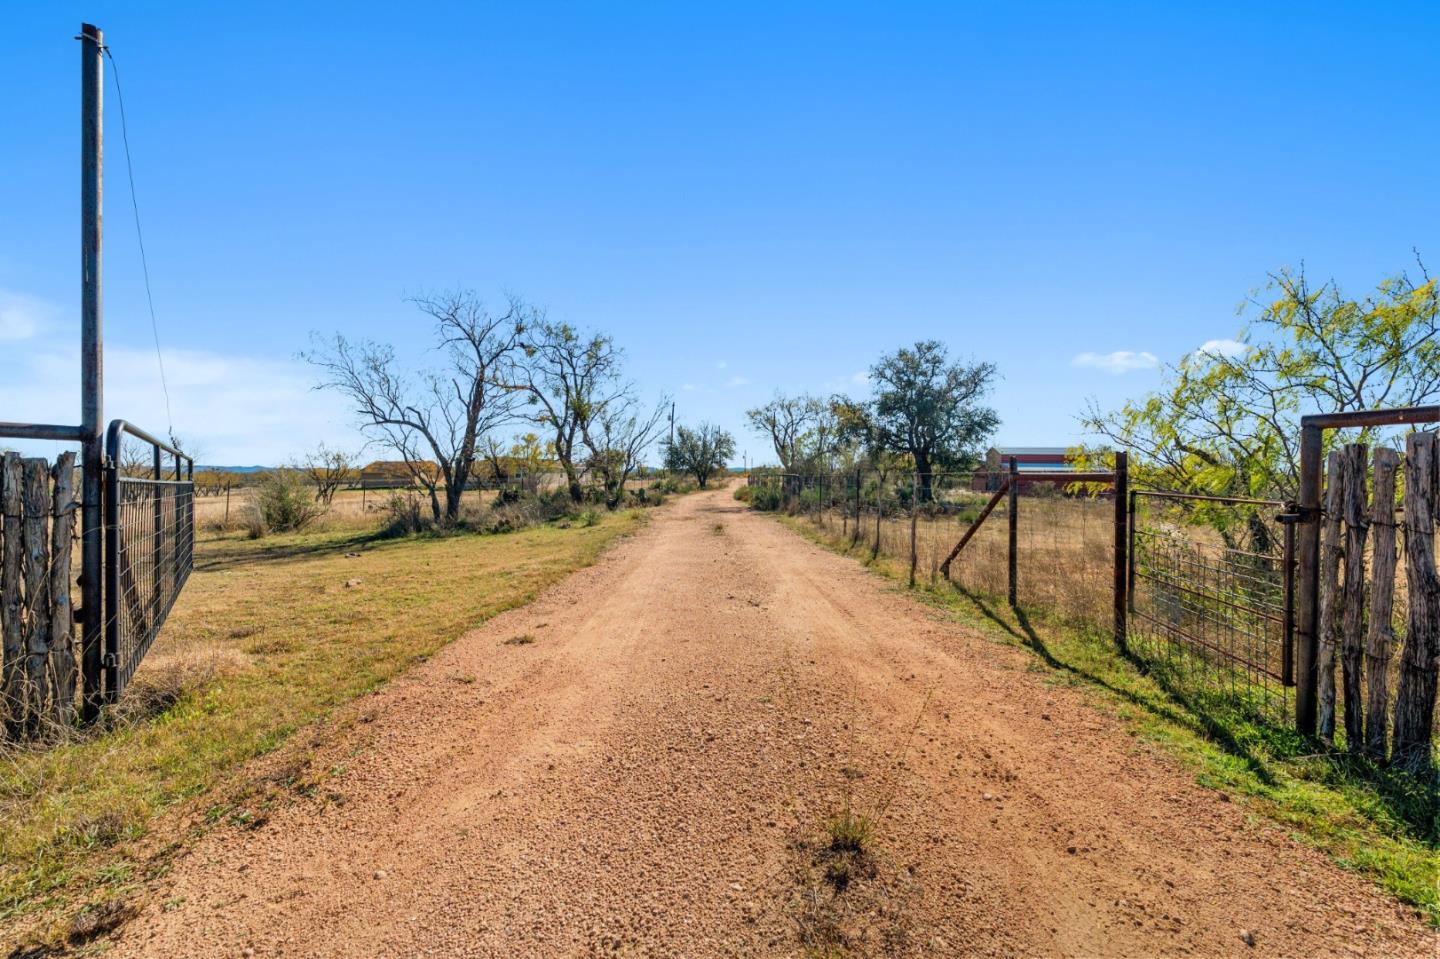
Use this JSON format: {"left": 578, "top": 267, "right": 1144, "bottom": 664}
{"left": 0, "top": 508, "right": 646, "bottom": 939}
{"left": 777, "top": 514, "right": 1439, "bottom": 925}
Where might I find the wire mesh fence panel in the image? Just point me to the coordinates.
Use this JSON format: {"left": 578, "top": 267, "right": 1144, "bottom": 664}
{"left": 109, "top": 476, "right": 194, "bottom": 695}
{"left": 1128, "top": 492, "right": 1292, "bottom": 725}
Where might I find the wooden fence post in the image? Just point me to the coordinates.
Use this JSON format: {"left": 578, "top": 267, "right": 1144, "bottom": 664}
{"left": 1113, "top": 451, "right": 1129, "bottom": 653}
{"left": 1007, "top": 457, "right": 1019, "bottom": 607}
{"left": 1317, "top": 451, "right": 1344, "bottom": 744}
{"left": 1363, "top": 447, "right": 1399, "bottom": 762}
{"left": 908, "top": 472, "right": 918, "bottom": 587}
{"left": 1339, "top": 444, "right": 1369, "bottom": 754}
{"left": 2, "top": 454, "right": 24, "bottom": 734}
{"left": 1392, "top": 431, "right": 1438, "bottom": 775}
{"left": 49, "top": 453, "right": 77, "bottom": 725}
{"left": 21, "top": 458, "right": 52, "bottom": 735}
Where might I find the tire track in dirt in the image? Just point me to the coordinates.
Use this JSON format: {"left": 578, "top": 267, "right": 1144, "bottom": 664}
{"left": 101, "top": 488, "right": 1432, "bottom": 958}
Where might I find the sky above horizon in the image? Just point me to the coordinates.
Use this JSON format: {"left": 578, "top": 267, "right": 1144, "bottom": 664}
{"left": 3, "top": 3, "right": 1438, "bottom": 466}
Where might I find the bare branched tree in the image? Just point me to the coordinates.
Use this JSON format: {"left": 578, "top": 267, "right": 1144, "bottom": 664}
{"left": 304, "top": 292, "right": 532, "bottom": 524}
{"left": 583, "top": 392, "right": 670, "bottom": 508}
{"left": 302, "top": 443, "right": 354, "bottom": 505}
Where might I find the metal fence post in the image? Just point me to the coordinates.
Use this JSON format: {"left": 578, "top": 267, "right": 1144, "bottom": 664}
{"left": 909, "top": 471, "right": 918, "bottom": 587}
{"left": 1007, "top": 456, "right": 1019, "bottom": 607}
{"left": 1294, "top": 421, "right": 1323, "bottom": 737}
{"left": 1113, "top": 451, "right": 1128, "bottom": 652}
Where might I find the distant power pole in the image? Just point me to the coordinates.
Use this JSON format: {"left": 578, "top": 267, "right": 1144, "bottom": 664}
{"left": 669, "top": 403, "right": 674, "bottom": 446}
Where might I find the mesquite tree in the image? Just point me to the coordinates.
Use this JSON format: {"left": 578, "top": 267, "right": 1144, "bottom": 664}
{"left": 584, "top": 393, "right": 670, "bottom": 508}
{"left": 1081, "top": 264, "right": 1440, "bottom": 512}
{"left": 516, "top": 321, "right": 628, "bottom": 504}
{"left": 305, "top": 292, "right": 530, "bottom": 524}
{"left": 664, "top": 423, "right": 737, "bottom": 488}
{"left": 303, "top": 443, "right": 354, "bottom": 504}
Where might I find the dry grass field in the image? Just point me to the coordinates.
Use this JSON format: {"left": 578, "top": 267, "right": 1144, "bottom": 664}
{"left": 812, "top": 492, "right": 1118, "bottom": 626}
{"left": 0, "top": 502, "right": 649, "bottom": 943}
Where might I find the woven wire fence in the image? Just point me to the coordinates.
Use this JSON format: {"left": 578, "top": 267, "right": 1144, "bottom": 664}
{"left": 1127, "top": 492, "right": 1293, "bottom": 725}
{"left": 750, "top": 471, "right": 1119, "bottom": 629}
{"left": 109, "top": 472, "right": 194, "bottom": 696}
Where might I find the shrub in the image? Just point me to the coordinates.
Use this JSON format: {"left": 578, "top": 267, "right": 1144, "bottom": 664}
{"left": 254, "top": 470, "right": 324, "bottom": 533}
{"left": 749, "top": 486, "right": 783, "bottom": 511}
{"left": 578, "top": 508, "right": 602, "bottom": 528}
{"left": 733, "top": 485, "right": 753, "bottom": 502}
{"left": 379, "top": 491, "right": 429, "bottom": 537}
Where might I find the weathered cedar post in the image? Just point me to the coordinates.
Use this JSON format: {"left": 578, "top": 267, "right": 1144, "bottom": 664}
{"left": 1392, "top": 430, "right": 1438, "bottom": 775}
{"left": 78, "top": 23, "right": 105, "bottom": 724}
{"left": 1339, "top": 444, "right": 1369, "bottom": 753}
{"left": 1294, "top": 420, "right": 1323, "bottom": 737}
{"left": 1007, "top": 456, "right": 1019, "bottom": 607}
{"left": 1113, "top": 451, "right": 1128, "bottom": 652}
{"left": 1363, "top": 447, "right": 1399, "bottom": 762}
{"left": 1317, "top": 451, "right": 1345, "bottom": 744}
{"left": 2, "top": 455, "right": 24, "bottom": 734}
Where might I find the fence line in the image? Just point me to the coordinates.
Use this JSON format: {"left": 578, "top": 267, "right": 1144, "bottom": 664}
{"left": 748, "top": 421, "right": 1436, "bottom": 773}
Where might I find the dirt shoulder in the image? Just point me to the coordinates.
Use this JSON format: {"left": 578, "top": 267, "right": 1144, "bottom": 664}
{"left": 94, "top": 487, "right": 1433, "bottom": 958}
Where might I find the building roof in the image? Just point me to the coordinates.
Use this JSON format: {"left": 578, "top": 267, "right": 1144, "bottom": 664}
{"left": 990, "top": 446, "right": 1071, "bottom": 456}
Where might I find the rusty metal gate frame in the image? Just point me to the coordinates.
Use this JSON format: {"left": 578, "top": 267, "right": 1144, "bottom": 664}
{"left": 103, "top": 419, "right": 194, "bottom": 702}
{"left": 1126, "top": 489, "right": 1299, "bottom": 721}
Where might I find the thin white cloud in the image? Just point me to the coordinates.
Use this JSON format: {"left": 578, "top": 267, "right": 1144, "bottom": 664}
{"left": 714, "top": 360, "right": 728, "bottom": 370}
{"left": 0, "top": 290, "right": 56, "bottom": 341}
{"left": 0, "top": 343, "right": 353, "bottom": 464}
{"left": 1195, "top": 338, "right": 1248, "bottom": 358}
{"left": 724, "top": 376, "right": 749, "bottom": 388}
{"left": 1071, "top": 350, "right": 1159, "bottom": 374}
{"left": 681, "top": 383, "right": 700, "bottom": 392}
{"left": 850, "top": 371, "right": 870, "bottom": 386}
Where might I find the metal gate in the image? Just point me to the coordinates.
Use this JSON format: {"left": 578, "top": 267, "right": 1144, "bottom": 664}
{"left": 104, "top": 420, "right": 194, "bottom": 702}
{"left": 1126, "top": 490, "right": 1297, "bottom": 723}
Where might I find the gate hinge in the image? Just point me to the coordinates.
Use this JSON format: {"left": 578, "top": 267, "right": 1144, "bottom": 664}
{"left": 1275, "top": 503, "right": 1311, "bottom": 524}
{"left": 102, "top": 653, "right": 118, "bottom": 668}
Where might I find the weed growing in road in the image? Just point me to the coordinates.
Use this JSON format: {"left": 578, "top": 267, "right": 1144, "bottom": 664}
{"left": 503, "top": 634, "right": 536, "bottom": 646}
{"left": 712, "top": 523, "right": 726, "bottom": 535}
{"left": 826, "top": 807, "right": 873, "bottom": 856}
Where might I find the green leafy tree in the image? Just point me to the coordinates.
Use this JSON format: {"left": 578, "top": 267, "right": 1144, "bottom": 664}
{"left": 866, "top": 341, "right": 999, "bottom": 501}
{"left": 663, "top": 423, "right": 737, "bottom": 488}
{"left": 1079, "top": 263, "right": 1440, "bottom": 547}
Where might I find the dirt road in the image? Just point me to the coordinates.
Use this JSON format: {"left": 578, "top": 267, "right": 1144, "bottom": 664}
{"left": 110, "top": 488, "right": 1431, "bottom": 958}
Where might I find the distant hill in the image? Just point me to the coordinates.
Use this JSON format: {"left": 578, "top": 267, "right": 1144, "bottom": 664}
{"left": 195, "top": 465, "right": 270, "bottom": 474}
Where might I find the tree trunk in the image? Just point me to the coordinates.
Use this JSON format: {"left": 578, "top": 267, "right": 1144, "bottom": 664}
{"left": 1364, "top": 447, "right": 1399, "bottom": 762}
{"left": 1392, "top": 432, "right": 1438, "bottom": 775}
{"left": 1339, "top": 444, "right": 1369, "bottom": 754}
{"left": 914, "top": 452, "right": 934, "bottom": 503}
{"left": 1317, "top": 451, "right": 1344, "bottom": 744}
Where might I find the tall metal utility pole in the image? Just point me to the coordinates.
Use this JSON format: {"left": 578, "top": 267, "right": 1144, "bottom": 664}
{"left": 79, "top": 23, "right": 105, "bottom": 723}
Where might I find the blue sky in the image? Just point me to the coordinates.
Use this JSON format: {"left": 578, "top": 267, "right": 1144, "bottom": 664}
{"left": 3, "top": 2, "right": 1437, "bottom": 465}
